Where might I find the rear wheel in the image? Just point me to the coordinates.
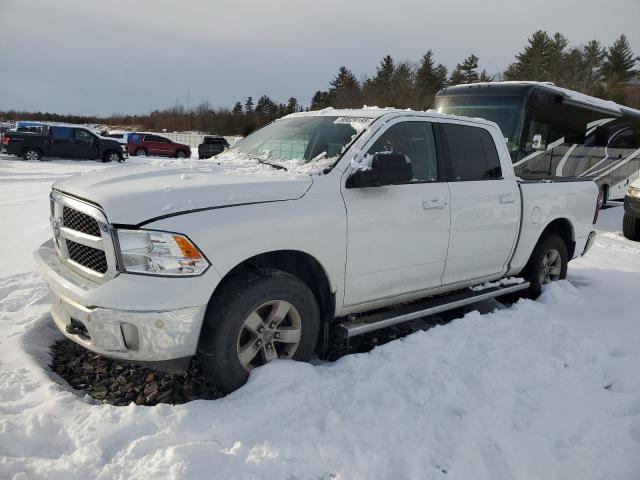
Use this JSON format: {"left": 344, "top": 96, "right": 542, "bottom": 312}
{"left": 198, "top": 269, "right": 320, "bottom": 393}
{"left": 600, "top": 185, "right": 609, "bottom": 206}
{"left": 518, "top": 233, "right": 568, "bottom": 298}
{"left": 623, "top": 213, "right": 640, "bottom": 241}
{"left": 23, "top": 148, "right": 42, "bottom": 161}
{"left": 135, "top": 148, "right": 147, "bottom": 157}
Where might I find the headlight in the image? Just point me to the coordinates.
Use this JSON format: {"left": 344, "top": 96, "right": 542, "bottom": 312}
{"left": 628, "top": 185, "right": 640, "bottom": 198}
{"left": 116, "top": 229, "right": 209, "bottom": 276}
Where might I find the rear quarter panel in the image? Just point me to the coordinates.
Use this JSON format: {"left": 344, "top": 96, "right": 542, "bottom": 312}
{"left": 507, "top": 180, "right": 599, "bottom": 275}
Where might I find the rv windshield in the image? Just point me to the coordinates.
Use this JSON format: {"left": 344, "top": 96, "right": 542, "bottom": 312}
{"left": 435, "top": 95, "right": 527, "bottom": 153}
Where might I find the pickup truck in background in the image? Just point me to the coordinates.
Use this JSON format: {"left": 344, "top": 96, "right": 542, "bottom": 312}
{"left": 34, "top": 108, "right": 600, "bottom": 392}
{"left": 3, "top": 125, "right": 127, "bottom": 162}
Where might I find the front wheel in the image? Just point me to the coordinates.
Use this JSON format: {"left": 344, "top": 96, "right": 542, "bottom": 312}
{"left": 176, "top": 150, "right": 187, "bottom": 159}
{"left": 198, "top": 269, "right": 320, "bottom": 393}
{"left": 102, "top": 151, "right": 121, "bottom": 163}
{"left": 519, "top": 232, "right": 568, "bottom": 298}
{"left": 623, "top": 213, "right": 640, "bottom": 241}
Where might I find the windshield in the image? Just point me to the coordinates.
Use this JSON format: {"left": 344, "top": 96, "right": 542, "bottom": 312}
{"left": 435, "top": 95, "right": 526, "bottom": 153}
{"left": 223, "top": 116, "right": 365, "bottom": 173}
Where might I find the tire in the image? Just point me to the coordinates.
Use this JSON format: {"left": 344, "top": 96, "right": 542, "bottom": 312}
{"left": 23, "top": 148, "right": 42, "bottom": 161}
{"left": 176, "top": 150, "right": 187, "bottom": 159}
{"left": 197, "top": 268, "right": 320, "bottom": 393}
{"left": 600, "top": 185, "right": 609, "bottom": 206}
{"left": 102, "top": 151, "right": 121, "bottom": 163}
{"left": 134, "top": 148, "right": 147, "bottom": 156}
{"left": 623, "top": 213, "right": 640, "bottom": 241}
{"left": 518, "top": 232, "right": 568, "bottom": 298}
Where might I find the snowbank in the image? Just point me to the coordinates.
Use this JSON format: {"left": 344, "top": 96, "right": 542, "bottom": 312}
{"left": 0, "top": 156, "right": 639, "bottom": 479}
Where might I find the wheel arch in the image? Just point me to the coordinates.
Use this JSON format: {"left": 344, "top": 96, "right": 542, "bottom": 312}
{"left": 539, "top": 217, "right": 575, "bottom": 259}
{"left": 22, "top": 145, "right": 43, "bottom": 156}
{"left": 211, "top": 249, "right": 335, "bottom": 323}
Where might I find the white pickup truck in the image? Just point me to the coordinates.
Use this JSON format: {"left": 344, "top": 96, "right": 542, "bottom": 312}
{"left": 35, "top": 108, "right": 600, "bottom": 392}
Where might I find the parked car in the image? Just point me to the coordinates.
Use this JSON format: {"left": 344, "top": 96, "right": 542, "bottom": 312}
{"left": 34, "top": 108, "right": 599, "bottom": 393}
{"left": 198, "top": 135, "right": 229, "bottom": 159}
{"left": 127, "top": 133, "right": 191, "bottom": 158}
{"left": 623, "top": 178, "right": 640, "bottom": 241}
{"left": 3, "top": 125, "right": 127, "bottom": 162}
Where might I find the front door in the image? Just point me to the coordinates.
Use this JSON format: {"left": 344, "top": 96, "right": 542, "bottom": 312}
{"left": 439, "top": 122, "right": 520, "bottom": 285}
{"left": 342, "top": 119, "right": 451, "bottom": 307}
{"left": 72, "top": 129, "right": 98, "bottom": 159}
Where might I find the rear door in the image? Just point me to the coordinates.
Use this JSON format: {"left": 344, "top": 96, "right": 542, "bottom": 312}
{"left": 342, "top": 119, "right": 451, "bottom": 306}
{"left": 49, "top": 127, "right": 74, "bottom": 157}
{"left": 143, "top": 134, "right": 161, "bottom": 155}
{"left": 439, "top": 122, "right": 520, "bottom": 285}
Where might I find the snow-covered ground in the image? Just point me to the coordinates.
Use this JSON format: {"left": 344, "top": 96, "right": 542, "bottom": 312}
{"left": 0, "top": 155, "right": 639, "bottom": 479}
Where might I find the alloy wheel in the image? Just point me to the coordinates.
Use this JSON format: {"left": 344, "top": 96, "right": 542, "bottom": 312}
{"left": 540, "top": 248, "right": 562, "bottom": 284}
{"left": 236, "top": 300, "right": 302, "bottom": 371}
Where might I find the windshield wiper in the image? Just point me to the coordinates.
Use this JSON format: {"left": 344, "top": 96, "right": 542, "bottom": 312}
{"left": 253, "top": 157, "right": 288, "bottom": 171}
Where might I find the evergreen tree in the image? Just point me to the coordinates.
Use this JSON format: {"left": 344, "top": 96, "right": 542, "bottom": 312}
{"left": 450, "top": 54, "right": 480, "bottom": 85}
{"left": 363, "top": 55, "right": 396, "bottom": 106}
{"left": 478, "top": 70, "right": 494, "bottom": 82}
{"left": 244, "top": 96, "right": 254, "bottom": 113}
{"left": 256, "top": 95, "right": 278, "bottom": 116}
{"left": 310, "top": 90, "right": 330, "bottom": 110}
{"left": 504, "top": 30, "right": 551, "bottom": 81}
{"left": 328, "top": 67, "right": 362, "bottom": 108}
{"left": 232, "top": 102, "right": 243, "bottom": 115}
{"left": 582, "top": 40, "right": 606, "bottom": 95}
{"left": 602, "top": 34, "right": 638, "bottom": 83}
{"left": 414, "top": 50, "right": 447, "bottom": 109}
{"left": 546, "top": 32, "right": 569, "bottom": 84}
{"left": 392, "top": 62, "right": 415, "bottom": 108}
{"left": 286, "top": 97, "right": 299, "bottom": 114}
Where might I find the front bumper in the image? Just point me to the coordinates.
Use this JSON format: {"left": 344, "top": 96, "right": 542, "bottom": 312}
{"left": 35, "top": 239, "right": 208, "bottom": 364}
{"left": 624, "top": 195, "right": 640, "bottom": 219}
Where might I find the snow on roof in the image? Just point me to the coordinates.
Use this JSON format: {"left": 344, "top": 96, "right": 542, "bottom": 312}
{"left": 448, "top": 81, "right": 640, "bottom": 118}
{"left": 285, "top": 106, "right": 500, "bottom": 129}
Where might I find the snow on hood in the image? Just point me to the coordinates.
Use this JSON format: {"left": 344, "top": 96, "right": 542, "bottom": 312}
{"left": 52, "top": 158, "right": 313, "bottom": 225}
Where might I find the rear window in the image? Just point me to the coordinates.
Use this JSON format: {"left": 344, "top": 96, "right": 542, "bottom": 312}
{"left": 128, "top": 133, "right": 141, "bottom": 143}
{"left": 51, "top": 126, "right": 73, "bottom": 140}
{"left": 441, "top": 124, "right": 502, "bottom": 181}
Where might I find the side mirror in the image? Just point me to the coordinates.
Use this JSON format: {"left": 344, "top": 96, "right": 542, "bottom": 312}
{"left": 346, "top": 152, "right": 413, "bottom": 188}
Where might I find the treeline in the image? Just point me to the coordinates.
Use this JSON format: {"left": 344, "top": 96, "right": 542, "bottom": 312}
{"left": 1, "top": 31, "right": 638, "bottom": 135}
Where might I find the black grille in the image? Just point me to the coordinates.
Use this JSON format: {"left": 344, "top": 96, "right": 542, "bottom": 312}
{"left": 63, "top": 206, "right": 101, "bottom": 237}
{"left": 66, "top": 240, "right": 108, "bottom": 273}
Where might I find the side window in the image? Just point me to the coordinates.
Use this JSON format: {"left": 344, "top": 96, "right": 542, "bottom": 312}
{"left": 441, "top": 124, "right": 502, "bottom": 181}
{"left": 74, "top": 129, "right": 94, "bottom": 143}
{"left": 609, "top": 128, "right": 638, "bottom": 150}
{"left": 366, "top": 121, "right": 438, "bottom": 182}
{"left": 52, "top": 127, "right": 72, "bottom": 141}
{"left": 156, "top": 136, "right": 170, "bottom": 143}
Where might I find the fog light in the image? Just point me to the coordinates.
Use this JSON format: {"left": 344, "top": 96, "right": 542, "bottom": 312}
{"left": 120, "top": 323, "right": 140, "bottom": 350}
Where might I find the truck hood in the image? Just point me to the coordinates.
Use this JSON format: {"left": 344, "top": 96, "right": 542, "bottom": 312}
{"left": 53, "top": 163, "right": 313, "bottom": 225}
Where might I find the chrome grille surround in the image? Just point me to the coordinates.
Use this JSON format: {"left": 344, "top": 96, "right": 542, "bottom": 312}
{"left": 50, "top": 191, "right": 118, "bottom": 283}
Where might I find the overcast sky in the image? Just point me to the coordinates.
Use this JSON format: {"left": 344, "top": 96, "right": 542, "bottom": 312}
{"left": 1, "top": 0, "right": 638, "bottom": 116}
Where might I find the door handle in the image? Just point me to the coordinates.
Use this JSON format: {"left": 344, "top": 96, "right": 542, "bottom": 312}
{"left": 423, "top": 198, "right": 446, "bottom": 210}
{"left": 499, "top": 194, "right": 516, "bottom": 204}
